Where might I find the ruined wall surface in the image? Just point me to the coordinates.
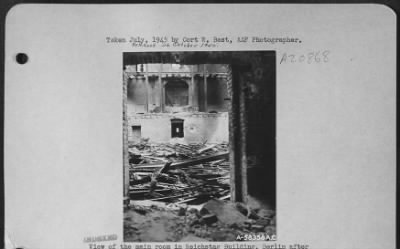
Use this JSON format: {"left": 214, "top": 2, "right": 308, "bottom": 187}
{"left": 126, "top": 64, "right": 229, "bottom": 114}
{"left": 128, "top": 77, "right": 228, "bottom": 114}
{"left": 207, "top": 78, "right": 229, "bottom": 112}
{"left": 147, "top": 77, "right": 163, "bottom": 112}
{"left": 128, "top": 113, "right": 228, "bottom": 144}
{"left": 127, "top": 77, "right": 164, "bottom": 114}
{"left": 127, "top": 78, "right": 147, "bottom": 113}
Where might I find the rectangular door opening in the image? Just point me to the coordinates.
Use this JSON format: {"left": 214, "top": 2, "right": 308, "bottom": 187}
{"left": 131, "top": 125, "right": 141, "bottom": 143}
{"left": 171, "top": 118, "right": 184, "bottom": 138}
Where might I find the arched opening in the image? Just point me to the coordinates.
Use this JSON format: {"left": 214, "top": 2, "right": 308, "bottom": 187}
{"left": 164, "top": 80, "right": 189, "bottom": 107}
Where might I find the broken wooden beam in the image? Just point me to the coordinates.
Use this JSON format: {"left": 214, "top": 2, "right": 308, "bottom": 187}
{"left": 129, "top": 151, "right": 229, "bottom": 172}
{"left": 197, "top": 144, "right": 217, "bottom": 154}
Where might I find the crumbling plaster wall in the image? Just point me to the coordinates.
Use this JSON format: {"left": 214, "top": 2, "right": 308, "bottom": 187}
{"left": 127, "top": 77, "right": 228, "bottom": 114}
{"left": 128, "top": 113, "right": 228, "bottom": 143}
{"left": 127, "top": 77, "right": 164, "bottom": 114}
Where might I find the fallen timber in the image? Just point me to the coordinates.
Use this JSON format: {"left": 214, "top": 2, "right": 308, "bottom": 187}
{"left": 129, "top": 151, "right": 229, "bottom": 172}
{"left": 128, "top": 142, "right": 230, "bottom": 204}
{"left": 125, "top": 143, "right": 277, "bottom": 242}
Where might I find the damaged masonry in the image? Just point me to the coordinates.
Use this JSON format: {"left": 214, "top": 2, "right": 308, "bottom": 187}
{"left": 123, "top": 52, "right": 276, "bottom": 242}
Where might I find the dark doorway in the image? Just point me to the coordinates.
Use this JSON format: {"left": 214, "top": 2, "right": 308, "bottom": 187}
{"left": 131, "top": 125, "right": 141, "bottom": 143}
{"left": 171, "top": 118, "right": 184, "bottom": 138}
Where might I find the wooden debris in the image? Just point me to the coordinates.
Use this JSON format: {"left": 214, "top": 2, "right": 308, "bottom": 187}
{"left": 128, "top": 142, "right": 230, "bottom": 206}
{"left": 197, "top": 144, "right": 217, "bottom": 154}
{"left": 130, "top": 152, "right": 229, "bottom": 171}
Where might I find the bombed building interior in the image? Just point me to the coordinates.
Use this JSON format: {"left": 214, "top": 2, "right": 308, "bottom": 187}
{"left": 123, "top": 52, "right": 276, "bottom": 242}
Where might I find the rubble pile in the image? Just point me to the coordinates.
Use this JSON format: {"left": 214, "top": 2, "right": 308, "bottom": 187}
{"left": 125, "top": 140, "right": 276, "bottom": 242}
{"left": 128, "top": 141, "right": 230, "bottom": 204}
{"left": 124, "top": 198, "right": 276, "bottom": 242}
{"left": 129, "top": 141, "right": 229, "bottom": 164}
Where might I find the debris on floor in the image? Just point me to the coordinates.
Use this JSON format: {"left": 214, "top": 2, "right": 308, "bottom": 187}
{"left": 124, "top": 198, "right": 276, "bottom": 242}
{"left": 128, "top": 141, "right": 230, "bottom": 204}
{"left": 124, "top": 141, "right": 276, "bottom": 242}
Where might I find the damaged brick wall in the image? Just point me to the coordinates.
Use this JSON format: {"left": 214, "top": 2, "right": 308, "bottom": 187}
{"left": 128, "top": 113, "right": 229, "bottom": 143}
{"left": 126, "top": 64, "right": 228, "bottom": 114}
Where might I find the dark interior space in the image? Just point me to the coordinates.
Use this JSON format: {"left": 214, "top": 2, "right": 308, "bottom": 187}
{"left": 245, "top": 55, "right": 276, "bottom": 209}
{"left": 197, "top": 78, "right": 206, "bottom": 112}
{"left": 131, "top": 125, "right": 141, "bottom": 143}
{"left": 171, "top": 118, "right": 184, "bottom": 138}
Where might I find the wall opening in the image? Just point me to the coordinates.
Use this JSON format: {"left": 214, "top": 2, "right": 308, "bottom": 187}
{"left": 171, "top": 118, "right": 184, "bottom": 138}
{"left": 165, "top": 80, "right": 189, "bottom": 107}
{"left": 131, "top": 125, "right": 141, "bottom": 143}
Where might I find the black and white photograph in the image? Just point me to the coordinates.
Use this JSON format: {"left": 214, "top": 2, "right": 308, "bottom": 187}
{"left": 3, "top": 4, "right": 396, "bottom": 249}
{"left": 123, "top": 51, "right": 276, "bottom": 242}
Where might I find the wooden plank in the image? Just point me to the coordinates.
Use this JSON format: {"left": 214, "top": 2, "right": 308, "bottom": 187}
{"left": 203, "top": 64, "right": 208, "bottom": 111}
{"left": 218, "top": 194, "right": 231, "bottom": 200}
{"left": 197, "top": 144, "right": 217, "bottom": 154}
{"left": 129, "top": 151, "right": 229, "bottom": 172}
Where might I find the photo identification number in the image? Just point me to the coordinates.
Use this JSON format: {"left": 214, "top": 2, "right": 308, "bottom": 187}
{"left": 280, "top": 50, "right": 330, "bottom": 64}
